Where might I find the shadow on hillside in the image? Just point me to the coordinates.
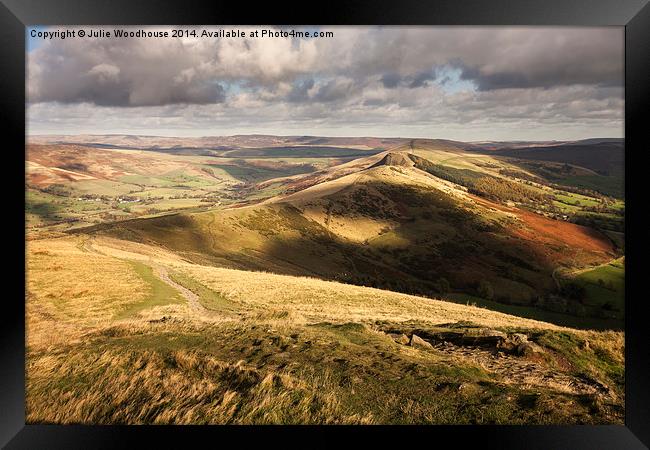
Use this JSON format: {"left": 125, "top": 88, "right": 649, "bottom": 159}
{"left": 85, "top": 176, "right": 622, "bottom": 329}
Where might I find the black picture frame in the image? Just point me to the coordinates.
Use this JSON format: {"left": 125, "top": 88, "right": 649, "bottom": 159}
{"left": 2, "top": 0, "right": 649, "bottom": 447}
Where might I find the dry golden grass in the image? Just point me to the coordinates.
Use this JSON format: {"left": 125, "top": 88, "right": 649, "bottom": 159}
{"left": 27, "top": 237, "right": 149, "bottom": 347}
{"left": 27, "top": 237, "right": 148, "bottom": 318}
{"left": 83, "top": 234, "right": 574, "bottom": 331}
{"left": 26, "top": 236, "right": 194, "bottom": 350}
{"left": 171, "top": 260, "right": 568, "bottom": 331}
{"left": 25, "top": 234, "right": 624, "bottom": 425}
{"left": 27, "top": 344, "right": 372, "bottom": 425}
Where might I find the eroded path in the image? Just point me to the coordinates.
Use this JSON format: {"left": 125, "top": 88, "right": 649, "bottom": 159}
{"left": 79, "top": 236, "right": 224, "bottom": 321}
{"left": 153, "top": 265, "right": 200, "bottom": 313}
{"left": 152, "top": 264, "right": 227, "bottom": 322}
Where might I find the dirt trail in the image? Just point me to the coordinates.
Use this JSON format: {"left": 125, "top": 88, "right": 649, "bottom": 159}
{"left": 153, "top": 265, "right": 227, "bottom": 322}
{"left": 153, "top": 265, "right": 200, "bottom": 313}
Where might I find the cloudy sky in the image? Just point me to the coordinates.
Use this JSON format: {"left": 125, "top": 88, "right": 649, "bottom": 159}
{"left": 27, "top": 26, "right": 624, "bottom": 141}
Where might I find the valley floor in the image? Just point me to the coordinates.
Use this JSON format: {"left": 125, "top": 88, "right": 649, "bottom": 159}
{"left": 26, "top": 234, "right": 624, "bottom": 424}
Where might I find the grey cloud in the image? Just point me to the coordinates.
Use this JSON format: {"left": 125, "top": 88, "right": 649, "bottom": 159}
{"left": 29, "top": 27, "right": 624, "bottom": 107}
{"left": 28, "top": 33, "right": 227, "bottom": 106}
{"left": 313, "top": 79, "right": 355, "bottom": 102}
{"left": 285, "top": 77, "right": 355, "bottom": 103}
{"left": 379, "top": 68, "right": 444, "bottom": 89}
{"left": 332, "top": 27, "right": 623, "bottom": 91}
{"left": 287, "top": 78, "right": 315, "bottom": 102}
{"left": 379, "top": 67, "right": 447, "bottom": 90}
{"left": 457, "top": 62, "right": 617, "bottom": 92}
{"left": 456, "top": 64, "right": 534, "bottom": 91}
{"left": 408, "top": 71, "right": 436, "bottom": 88}
{"left": 380, "top": 73, "right": 401, "bottom": 88}
{"left": 27, "top": 81, "right": 623, "bottom": 140}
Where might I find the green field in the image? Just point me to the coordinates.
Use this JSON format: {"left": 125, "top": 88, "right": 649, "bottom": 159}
{"left": 26, "top": 146, "right": 364, "bottom": 230}
{"left": 554, "top": 192, "right": 600, "bottom": 208}
{"left": 570, "top": 258, "right": 624, "bottom": 312}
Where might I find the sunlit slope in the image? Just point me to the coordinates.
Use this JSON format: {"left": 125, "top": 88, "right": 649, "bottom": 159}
{"left": 90, "top": 156, "right": 614, "bottom": 307}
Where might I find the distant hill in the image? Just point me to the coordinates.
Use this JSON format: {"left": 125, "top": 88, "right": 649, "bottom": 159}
{"left": 480, "top": 140, "right": 625, "bottom": 198}
{"left": 28, "top": 134, "right": 409, "bottom": 151}
{"left": 491, "top": 141, "right": 624, "bottom": 176}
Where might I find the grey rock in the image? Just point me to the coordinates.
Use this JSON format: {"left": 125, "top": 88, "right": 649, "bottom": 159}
{"left": 410, "top": 334, "right": 434, "bottom": 350}
{"left": 477, "top": 329, "right": 508, "bottom": 339}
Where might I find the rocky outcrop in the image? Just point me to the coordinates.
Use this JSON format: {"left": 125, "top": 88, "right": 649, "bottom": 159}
{"left": 381, "top": 324, "right": 544, "bottom": 357}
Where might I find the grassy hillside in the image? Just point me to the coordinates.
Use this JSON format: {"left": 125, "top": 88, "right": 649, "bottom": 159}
{"left": 405, "top": 143, "right": 624, "bottom": 234}
{"left": 83, "top": 158, "right": 619, "bottom": 329}
{"left": 25, "top": 136, "right": 626, "bottom": 424}
{"left": 26, "top": 235, "right": 624, "bottom": 424}
{"left": 494, "top": 142, "right": 624, "bottom": 177}
{"left": 557, "top": 258, "right": 625, "bottom": 322}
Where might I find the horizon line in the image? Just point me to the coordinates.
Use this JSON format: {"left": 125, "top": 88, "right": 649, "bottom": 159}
{"left": 26, "top": 133, "right": 625, "bottom": 144}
